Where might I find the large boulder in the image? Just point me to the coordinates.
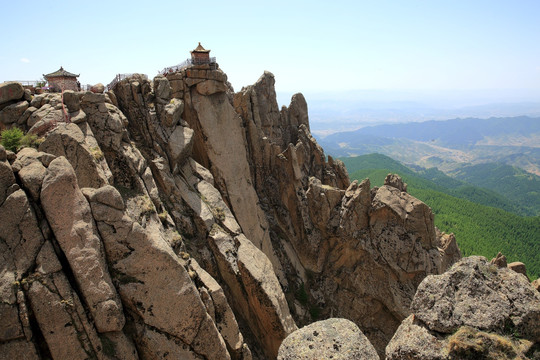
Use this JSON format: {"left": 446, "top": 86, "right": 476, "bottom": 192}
{"left": 38, "top": 123, "right": 111, "bottom": 188}
{"left": 278, "top": 318, "right": 379, "bottom": 360}
{"left": 0, "top": 100, "right": 29, "bottom": 124}
{"left": 0, "top": 82, "right": 25, "bottom": 106}
{"left": 386, "top": 256, "right": 540, "bottom": 359}
{"left": 90, "top": 83, "right": 105, "bottom": 94}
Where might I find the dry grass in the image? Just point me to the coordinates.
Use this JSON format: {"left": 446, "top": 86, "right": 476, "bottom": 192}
{"left": 447, "top": 326, "right": 522, "bottom": 360}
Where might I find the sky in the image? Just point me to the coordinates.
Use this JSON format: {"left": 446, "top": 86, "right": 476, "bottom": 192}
{"left": 2, "top": 0, "right": 540, "bottom": 104}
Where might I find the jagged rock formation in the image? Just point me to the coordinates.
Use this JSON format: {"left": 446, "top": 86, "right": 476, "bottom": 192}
{"left": 1, "top": 62, "right": 463, "bottom": 360}
{"left": 232, "top": 72, "right": 461, "bottom": 355}
{"left": 386, "top": 256, "right": 540, "bottom": 359}
{"left": 277, "top": 318, "right": 379, "bottom": 359}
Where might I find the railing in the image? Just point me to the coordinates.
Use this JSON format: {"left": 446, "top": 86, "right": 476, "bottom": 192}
{"left": 158, "top": 57, "right": 217, "bottom": 75}
{"left": 107, "top": 73, "right": 148, "bottom": 91}
{"left": 10, "top": 80, "right": 41, "bottom": 87}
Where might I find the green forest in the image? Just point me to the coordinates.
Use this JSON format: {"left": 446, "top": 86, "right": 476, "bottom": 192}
{"left": 341, "top": 154, "right": 540, "bottom": 280}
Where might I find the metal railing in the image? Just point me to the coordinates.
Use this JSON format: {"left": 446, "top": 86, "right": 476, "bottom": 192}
{"left": 107, "top": 73, "right": 148, "bottom": 91}
{"left": 9, "top": 80, "right": 42, "bottom": 87}
{"left": 158, "top": 57, "right": 217, "bottom": 75}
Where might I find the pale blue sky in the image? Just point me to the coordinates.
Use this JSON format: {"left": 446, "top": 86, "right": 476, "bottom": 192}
{"left": 2, "top": 0, "right": 540, "bottom": 99}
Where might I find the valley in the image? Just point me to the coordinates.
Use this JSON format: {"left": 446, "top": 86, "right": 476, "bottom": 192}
{"left": 318, "top": 116, "right": 540, "bottom": 175}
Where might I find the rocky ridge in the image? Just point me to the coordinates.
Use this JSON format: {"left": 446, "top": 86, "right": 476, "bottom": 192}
{"left": 0, "top": 61, "right": 535, "bottom": 360}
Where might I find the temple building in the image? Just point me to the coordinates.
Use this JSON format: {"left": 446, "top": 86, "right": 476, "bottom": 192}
{"left": 190, "top": 43, "right": 212, "bottom": 64}
{"left": 43, "top": 66, "right": 80, "bottom": 92}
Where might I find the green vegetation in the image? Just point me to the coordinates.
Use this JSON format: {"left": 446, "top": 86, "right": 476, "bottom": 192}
{"left": 1, "top": 127, "right": 42, "bottom": 152}
{"left": 342, "top": 153, "right": 540, "bottom": 279}
{"left": 1, "top": 127, "right": 24, "bottom": 152}
{"left": 450, "top": 163, "right": 540, "bottom": 216}
{"left": 90, "top": 146, "right": 104, "bottom": 161}
{"left": 295, "top": 282, "right": 308, "bottom": 305}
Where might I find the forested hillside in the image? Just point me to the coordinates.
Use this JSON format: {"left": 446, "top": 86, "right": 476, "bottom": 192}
{"left": 449, "top": 162, "right": 540, "bottom": 216}
{"left": 342, "top": 154, "right": 540, "bottom": 279}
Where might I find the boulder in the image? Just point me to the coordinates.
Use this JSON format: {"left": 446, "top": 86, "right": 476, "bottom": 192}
{"left": 90, "top": 83, "right": 105, "bottom": 94}
{"left": 27, "top": 104, "right": 64, "bottom": 136}
{"left": 384, "top": 173, "right": 408, "bottom": 192}
{"left": 0, "top": 101, "right": 29, "bottom": 124}
{"left": 532, "top": 278, "right": 540, "bottom": 292}
{"left": 167, "top": 125, "right": 194, "bottom": 169}
{"left": 411, "top": 256, "right": 540, "bottom": 339}
{"left": 387, "top": 256, "right": 540, "bottom": 359}
{"left": 153, "top": 75, "right": 170, "bottom": 103}
{"left": 38, "top": 123, "right": 111, "bottom": 188}
{"left": 0, "top": 189, "right": 44, "bottom": 275}
{"left": 13, "top": 148, "right": 48, "bottom": 201}
{"left": 278, "top": 318, "right": 379, "bottom": 360}
{"left": 81, "top": 96, "right": 128, "bottom": 152}
{"left": 508, "top": 261, "right": 527, "bottom": 277}
{"left": 490, "top": 251, "right": 507, "bottom": 268}
{"left": 196, "top": 80, "right": 228, "bottom": 96}
{"left": 0, "top": 158, "right": 16, "bottom": 206}
{"left": 162, "top": 98, "right": 184, "bottom": 127}
{"left": 438, "top": 231, "right": 461, "bottom": 272}
{"left": 62, "top": 90, "right": 80, "bottom": 112}
{"left": 0, "top": 82, "right": 25, "bottom": 105}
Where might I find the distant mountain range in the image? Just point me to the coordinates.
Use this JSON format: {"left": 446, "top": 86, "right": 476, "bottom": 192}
{"left": 341, "top": 153, "right": 540, "bottom": 279}
{"left": 318, "top": 116, "right": 540, "bottom": 175}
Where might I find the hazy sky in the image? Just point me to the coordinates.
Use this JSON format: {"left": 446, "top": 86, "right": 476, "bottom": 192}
{"left": 2, "top": 0, "right": 540, "bottom": 98}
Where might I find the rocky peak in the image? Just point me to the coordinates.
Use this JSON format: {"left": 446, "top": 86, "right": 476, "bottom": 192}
{"left": 0, "top": 63, "right": 469, "bottom": 359}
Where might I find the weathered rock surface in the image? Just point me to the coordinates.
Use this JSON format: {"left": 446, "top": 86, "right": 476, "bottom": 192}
{"left": 233, "top": 70, "right": 458, "bottom": 356}
{"left": 278, "top": 318, "right": 379, "bottom": 360}
{"left": 533, "top": 278, "right": 540, "bottom": 292}
{"left": 39, "top": 123, "right": 112, "bottom": 188}
{"left": 0, "top": 82, "right": 25, "bottom": 106}
{"left": 91, "top": 83, "right": 105, "bottom": 93}
{"left": 386, "top": 256, "right": 540, "bottom": 359}
{"left": 0, "top": 100, "right": 29, "bottom": 124}
{"left": 110, "top": 71, "right": 294, "bottom": 359}
{"left": 0, "top": 64, "right": 470, "bottom": 359}
{"left": 508, "top": 261, "right": 528, "bottom": 277}
{"left": 40, "top": 157, "right": 125, "bottom": 333}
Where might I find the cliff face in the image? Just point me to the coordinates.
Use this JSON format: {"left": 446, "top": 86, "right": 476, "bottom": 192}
{"left": 1, "top": 65, "right": 460, "bottom": 360}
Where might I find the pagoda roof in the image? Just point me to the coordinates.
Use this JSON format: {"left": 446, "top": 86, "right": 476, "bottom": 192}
{"left": 191, "top": 42, "right": 210, "bottom": 53}
{"left": 43, "top": 66, "right": 79, "bottom": 78}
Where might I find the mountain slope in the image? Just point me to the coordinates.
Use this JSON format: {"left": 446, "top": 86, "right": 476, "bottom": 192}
{"left": 449, "top": 162, "right": 540, "bottom": 216}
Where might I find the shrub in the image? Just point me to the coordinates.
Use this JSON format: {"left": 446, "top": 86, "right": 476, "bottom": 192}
{"left": 19, "top": 133, "right": 39, "bottom": 149}
{"left": 295, "top": 283, "right": 308, "bottom": 305}
{"left": 90, "top": 146, "right": 104, "bottom": 161}
{"left": 0, "top": 127, "right": 24, "bottom": 152}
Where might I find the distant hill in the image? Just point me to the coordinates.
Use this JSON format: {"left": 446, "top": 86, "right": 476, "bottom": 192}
{"left": 319, "top": 116, "right": 540, "bottom": 175}
{"left": 449, "top": 163, "right": 540, "bottom": 216}
{"left": 341, "top": 153, "right": 540, "bottom": 279}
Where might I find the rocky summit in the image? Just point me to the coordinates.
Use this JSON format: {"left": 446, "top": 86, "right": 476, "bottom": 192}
{"left": 0, "top": 60, "right": 537, "bottom": 360}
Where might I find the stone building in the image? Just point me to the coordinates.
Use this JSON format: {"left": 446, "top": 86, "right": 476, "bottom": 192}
{"left": 43, "top": 66, "right": 80, "bottom": 92}
{"left": 190, "top": 43, "right": 211, "bottom": 64}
